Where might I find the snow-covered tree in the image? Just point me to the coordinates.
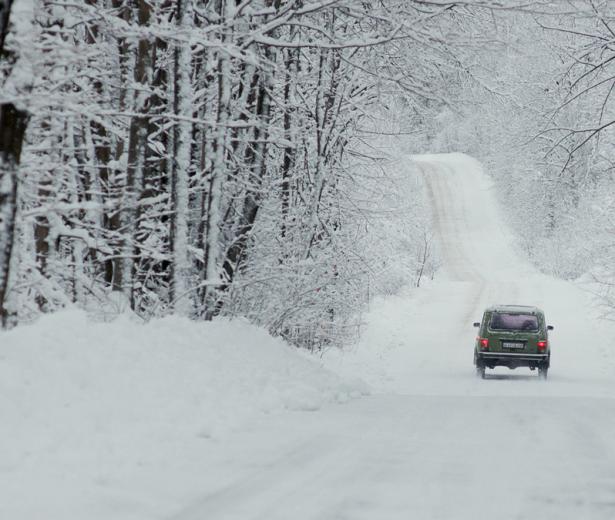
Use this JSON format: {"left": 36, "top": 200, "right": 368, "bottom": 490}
{"left": 10, "top": 0, "right": 613, "bottom": 340}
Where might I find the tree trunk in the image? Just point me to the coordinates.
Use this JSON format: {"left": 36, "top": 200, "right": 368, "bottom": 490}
{"left": 280, "top": 43, "right": 299, "bottom": 238}
{"left": 170, "top": 0, "right": 194, "bottom": 316}
{"left": 0, "top": 0, "right": 28, "bottom": 327}
{"left": 202, "top": 0, "right": 232, "bottom": 319}
{"left": 85, "top": 0, "right": 121, "bottom": 291}
{"left": 123, "top": 0, "right": 152, "bottom": 309}
{"left": 219, "top": 63, "right": 272, "bottom": 296}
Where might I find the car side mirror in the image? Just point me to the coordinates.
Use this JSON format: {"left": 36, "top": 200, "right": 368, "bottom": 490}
{"left": 547, "top": 325, "right": 554, "bottom": 331}
{"left": 473, "top": 322, "right": 480, "bottom": 328}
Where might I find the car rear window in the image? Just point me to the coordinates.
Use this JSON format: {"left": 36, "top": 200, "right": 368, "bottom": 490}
{"left": 489, "top": 313, "right": 538, "bottom": 331}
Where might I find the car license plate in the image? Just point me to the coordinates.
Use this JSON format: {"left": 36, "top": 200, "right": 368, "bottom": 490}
{"left": 502, "top": 341, "right": 525, "bottom": 349}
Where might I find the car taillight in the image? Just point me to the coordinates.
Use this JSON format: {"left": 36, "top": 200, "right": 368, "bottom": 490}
{"left": 537, "top": 340, "right": 547, "bottom": 351}
{"left": 478, "top": 338, "right": 489, "bottom": 350}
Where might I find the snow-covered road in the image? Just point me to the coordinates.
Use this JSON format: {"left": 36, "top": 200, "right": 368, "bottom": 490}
{"left": 173, "top": 396, "right": 615, "bottom": 520}
{"left": 173, "top": 154, "right": 615, "bottom": 520}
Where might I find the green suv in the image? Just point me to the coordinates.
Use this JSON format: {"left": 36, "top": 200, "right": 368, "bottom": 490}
{"left": 473, "top": 305, "right": 553, "bottom": 379}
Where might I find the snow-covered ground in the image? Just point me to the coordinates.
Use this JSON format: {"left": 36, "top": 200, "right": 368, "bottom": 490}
{"left": 4, "top": 153, "right": 615, "bottom": 519}
{"left": 0, "top": 312, "right": 366, "bottom": 519}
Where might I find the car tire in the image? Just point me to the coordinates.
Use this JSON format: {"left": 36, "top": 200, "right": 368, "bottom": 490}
{"left": 476, "top": 363, "right": 486, "bottom": 379}
{"left": 538, "top": 366, "right": 548, "bottom": 380}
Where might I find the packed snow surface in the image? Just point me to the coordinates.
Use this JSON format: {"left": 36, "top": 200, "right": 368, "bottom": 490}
{"left": 4, "top": 153, "right": 615, "bottom": 519}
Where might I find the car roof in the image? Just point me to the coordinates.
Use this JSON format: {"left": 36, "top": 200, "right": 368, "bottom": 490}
{"left": 485, "top": 305, "right": 544, "bottom": 315}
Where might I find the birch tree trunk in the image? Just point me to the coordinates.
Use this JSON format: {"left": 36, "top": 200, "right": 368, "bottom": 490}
{"left": 170, "top": 0, "right": 194, "bottom": 315}
{"left": 202, "top": 0, "right": 232, "bottom": 319}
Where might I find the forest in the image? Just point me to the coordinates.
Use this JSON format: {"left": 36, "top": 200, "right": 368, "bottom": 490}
{"left": 1, "top": 0, "right": 614, "bottom": 347}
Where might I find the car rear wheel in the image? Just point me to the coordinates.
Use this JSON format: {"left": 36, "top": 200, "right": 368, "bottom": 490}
{"left": 476, "top": 363, "right": 486, "bottom": 379}
{"left": 538, "top": 366, "right": 548, "bottom": 380}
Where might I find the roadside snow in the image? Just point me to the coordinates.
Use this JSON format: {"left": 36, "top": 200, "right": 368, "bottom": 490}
{"left": 0, "top": 310, "right": 367, "bottom": 520}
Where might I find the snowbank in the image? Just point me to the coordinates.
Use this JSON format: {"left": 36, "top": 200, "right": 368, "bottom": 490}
{"left": 0, "top": 310, "right": 368, "bottom": 520}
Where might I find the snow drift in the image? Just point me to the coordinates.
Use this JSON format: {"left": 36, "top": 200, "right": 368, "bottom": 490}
{"left": 0, "top": 311, "right": 368, "bottom": 520}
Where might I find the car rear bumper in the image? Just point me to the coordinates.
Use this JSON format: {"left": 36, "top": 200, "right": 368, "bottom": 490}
{"left": 477, "top": 351, "right": 549, "bottom": 368}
